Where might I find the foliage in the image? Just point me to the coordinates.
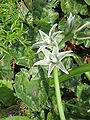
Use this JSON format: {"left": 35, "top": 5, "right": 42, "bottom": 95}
{"left": 0, "top": 0, "right": 90, "bottom": 119}
{"left": 0, "top": 86, "right": 16, "bottom": 106}
{"left": 60, "top": 0, "right": 89, "bottom": 15}
{"left": 84, "top": 0, "right": 90, "bottom": 6}
{"left": 1, "top": 116, "right": 30, "bottom": 120}
{"left": 14, "top": 68, "right": 47, "bottom": 111}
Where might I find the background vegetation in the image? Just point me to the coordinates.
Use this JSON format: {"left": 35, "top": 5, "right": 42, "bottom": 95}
{"left": 0, "top": 0, "right": 90, "bottom": 120}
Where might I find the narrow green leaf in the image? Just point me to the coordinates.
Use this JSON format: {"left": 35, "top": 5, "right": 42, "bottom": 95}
{"left": 59, "top": 63, "right": 90, "bottom": 83}
{"left": 59, "top": 33, "right": 74, "bottom": 50}
{"left": 68, "top": 53, "right": 90, "bottom": 80}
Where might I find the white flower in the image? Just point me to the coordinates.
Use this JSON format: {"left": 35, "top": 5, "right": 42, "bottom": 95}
{"left": 34, "top": 45, "right": 72, "bottom": 77}
{"left": 67, "top": 13, "right": 75, "bottom": 25}
{"left": 32, "top": 24, "right": 63, "bottom": 53}
{"left": 65, "top": 12, "right": 75, "bottom": 35}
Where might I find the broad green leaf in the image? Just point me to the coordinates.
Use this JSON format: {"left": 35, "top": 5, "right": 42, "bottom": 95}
{"left": 84, "top": 0, "right": 90, "bottom": 5}
{"left": 32, "top": 0, "right": 47, "bottom": 18}
{"left": 10, "top": 45, "right": 31, "bottom": 68}
{"left": 38, "top": 8, "right": 59, "bottom": 33}
{"left": 0, "top": 87, "right": 16, "bottom": 106}
{"left": 60, "top": 0, "right": 78, "bottom": 14}
{"left": 14, "top": 68, "right": 47, "bottom": 111}
{"left": 0, "top": 54, "right": 13, "bottom": 80}
{"left": 60, "top": 0, "right": 88, "bottom": 15}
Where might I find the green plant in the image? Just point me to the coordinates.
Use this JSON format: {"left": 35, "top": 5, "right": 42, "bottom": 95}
{"left": 0, "top": 0, "right": 90, "bottom": 120}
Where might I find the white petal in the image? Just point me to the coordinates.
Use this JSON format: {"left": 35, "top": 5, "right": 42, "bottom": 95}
{"left": 34, "top": 59, "right": 50, "bottom": 66}
{"left": 57, "top": 51, "right": 72, "bottom": 60}
{"left": 49, "top": 24, "right": 57, "bottom": 37}
{"left": 70, "top": 12, "right": 72, "bottom": 17}
{"left": 68, "top": 13, "right": 72, "bottom": 21}
{"left": 42, "top": 48, "right": 52, "bottom": 59}
{"left": 52, "top": 42, "right": 59, "bottom": 56}
{"left": 39, "top": 30, "right": 49, "bottom": 42}
{"left": 67, "top": 12, "right": 75, "bottom": 27}
{"left": 37, "top": 46, "right": 45, "bottom": 53}
{"left": 57, "top": 62, "right": 69, "bottom": 74}
{"left": 48, "top": 63, "right": 55, "bottom": 77}
{"left": 32, "top": 41, "right": 45, "bottom": 47}
{"left": 52, "top": 31, "right": 63, "bottom": 39}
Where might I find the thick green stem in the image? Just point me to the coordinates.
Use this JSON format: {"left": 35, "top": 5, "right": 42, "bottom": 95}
{"left": 53, "top": 67, "right": 66, "bottom": 120}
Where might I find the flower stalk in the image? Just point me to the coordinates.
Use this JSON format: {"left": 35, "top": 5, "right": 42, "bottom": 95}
{"left": 53, "top": 67, "right": 66, "bottom": 120}
{"left": 33, "top": 23, "right": 72, "bottom": 120}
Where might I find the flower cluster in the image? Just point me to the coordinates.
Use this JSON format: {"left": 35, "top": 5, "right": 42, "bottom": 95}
{"left": 33, "top": 24, "right": 63, "bottom": 53}
{"left": 33, "top": 24, "right": 72, "bottom": 77}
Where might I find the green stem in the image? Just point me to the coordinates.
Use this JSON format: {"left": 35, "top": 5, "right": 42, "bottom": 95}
{"left": 53, "top": 67, "right": 66, "bottom": 120}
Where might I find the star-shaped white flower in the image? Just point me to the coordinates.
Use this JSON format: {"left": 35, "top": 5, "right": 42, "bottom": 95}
{"left": 65, "top": 12, "right": 75, "bottom": 34}
{"left": 32, "top": 24, "right": 63, "bottom": 53}
{"left": 34, "top": 45, "right": 72, "bottom": 77}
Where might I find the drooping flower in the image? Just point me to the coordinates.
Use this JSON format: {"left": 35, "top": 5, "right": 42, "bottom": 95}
{"left": 34, "top": 45, "right": 72, "bottom": 77}
{"left": 32, "top": 24, "right": 63, "bottom": 53}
